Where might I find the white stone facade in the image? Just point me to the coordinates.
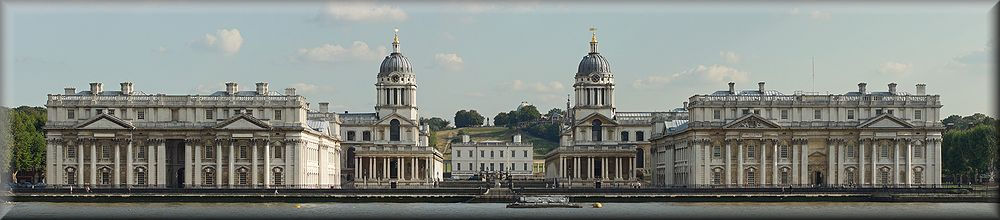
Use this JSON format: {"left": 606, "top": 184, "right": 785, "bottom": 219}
{"left": 650, "top": 82, "right": 944, "bottom": 188}
{"left": 450, "top": 135, "right": 534, "bottom": 179}
{"left": 44, "top": 82, "right": 342, "bottom": 188}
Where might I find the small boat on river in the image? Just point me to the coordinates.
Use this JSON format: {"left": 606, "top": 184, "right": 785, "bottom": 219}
{"left": 506, "top": 196, "right": 582, "bottom": 208}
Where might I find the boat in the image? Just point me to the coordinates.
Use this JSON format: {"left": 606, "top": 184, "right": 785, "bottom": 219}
{"left": 506, "top": 196, "right": 583, "bottom": 208}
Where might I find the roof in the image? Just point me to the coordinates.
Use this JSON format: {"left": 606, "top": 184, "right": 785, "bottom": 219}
{"left": 710, "top": 90, "right": 785, "bottom": 96}
{"left": 307, "top": 120, "right": 331, "bottom": 133}
{"left": 576, "top": 53, "right": 612, "bottom": 76}
{"left": 378, "top": 52, "right": 413, "bottom": 76}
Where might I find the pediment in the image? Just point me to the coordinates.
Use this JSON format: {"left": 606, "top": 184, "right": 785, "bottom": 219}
{"left": 574, "top": 113, "right": 618, "bottom": 126}
{"left": 75, "top": 114, "right": 134, "bottom": 129}
{"left": 215, "top": 114, "right": 271, "bottom": 130}
{"left": 858, "top": 114, "right": 913, "bottom": 129}
{"left": 374, "top": 113, "right": 418, "bottom": 126}
{"left": 723, "top": 114, "right": 780, "bottom": 129}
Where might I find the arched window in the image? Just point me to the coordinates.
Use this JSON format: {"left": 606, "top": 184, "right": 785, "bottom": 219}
{"left": 347, "top": 131, "right": 356, "bottom": 141}
{"left": 237, "top": 167, "right": 249, "bottom": 185}
{"left": 203, "top": 167, "right": 215, "bottom": 185}
{"left": 135, "top": 167, "right": 147, "bottom": 185}
{"left": 621, "top": 131, "right": 629, "bottom": 142}
{"left": 635, "top": 148, "right": 645, "bottom": 168}
{"left": 712, "top": 168, "right": 723, "bottom": 185}
{"left": 879, "top": 167, "right": 891, "bottom": 185}
{"left": 99, "top": 167, "right": 112, "bottom": 185}
{"left": 746, "top": 168, "right": 757, "bottom": 186}
{"left": 780, "top": 167, "right": 791, "bottom": 185}
{"left": 913, "top": 167, "right": 924, "bottom": 184}
{"left": 390, "top": 119, "right": 401, "bottom": 141}
{"left": 362, "top": 131, "right": 371, "bottom": 141}
{"left": 636, "top": 131, "right": 645, "bottom": 141}
{"left": 272, "top": 167, "right": 284, "bottom": 185}
{"left": 591, "top": 120, "right": 602, "bottom": 141}
{"left": 65, "top": 167, "right": 77, "bottom": 185}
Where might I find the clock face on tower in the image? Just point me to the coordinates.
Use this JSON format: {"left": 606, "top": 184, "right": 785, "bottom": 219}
{"left": 590, "top": 74, "right": 601, "bottom": 82}
{"left": 392, "top": 75, "right": 400, "bottom": 82}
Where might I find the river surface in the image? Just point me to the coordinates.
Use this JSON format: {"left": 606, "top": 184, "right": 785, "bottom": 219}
{"left": 1, "top": 202, "right": 997, "bottom": 219}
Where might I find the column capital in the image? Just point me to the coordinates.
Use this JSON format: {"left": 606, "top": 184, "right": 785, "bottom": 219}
{"left": 791, "top": 138, "right": 809, "bottom": 145}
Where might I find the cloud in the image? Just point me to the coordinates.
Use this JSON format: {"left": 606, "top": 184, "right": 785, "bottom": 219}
{"left": 290, "top": 82, "right": 321, "bottom": 94}
{"left": 510, "top": 80, "right": 565, "bottom": 93}
{"left": 190, "top": 28, "right": 243, "bottom": 55}
{"left": 455, "top": 2, "right": 540, "bottom": 14}
{"left": 878, "top": 62, "right": 912, "bottom": 76}
{"left": 954, "top": 46, "right": 991, "bottom": 66}
{"left": 720, "top": 51, "right": 741, "bottom": 63}
{"left": 809, "top": 10, "right": 832, "bottom": 20}
{"left": 293, "top": 41, "right": 387, "bottom": 63}
{"left": 153, "top": 46, "right": 168, "bottom": 53}
{"left": 434, "top": 53, "right": 464, "bottom": 72}
{"left": 633, "top": 64, "right": 750, "bottom": 89}
{"left": 316, "top": 2, "right": 407, "bottom": 23}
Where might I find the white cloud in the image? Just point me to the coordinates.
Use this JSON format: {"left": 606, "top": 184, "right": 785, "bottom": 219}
{"left": 290, "top": 82, "right": 321, "bottom": 94}
{"left": 633, "top": 64, "right": 750, "bottom": 88}
{"left": 809, "top": 10, "right": 832, "bottom": 20}
{"left": 435, "top": 53, "right": 464, "bottom": 72}
{"left": 318, "top": 2, "right": 407, "bottom": 22}
{"left": 455, "top": 2, "right": 540, "bottom": 14}
{"left": 190, "top": 28, "right": 243, "bottom": 55}
{"left": 510, "top": 80, "right": 565, "bottom": 93}
{"left": 294, "top": 41, "right": 387, "bottom": 63}
{"left": 878, "top": 62, "right": 912, "bottom": 76}
{"left": 720, "top": 51, "right": 741, "bottom": 63}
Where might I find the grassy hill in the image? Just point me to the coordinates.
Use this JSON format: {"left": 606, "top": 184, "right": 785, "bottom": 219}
{"left": 431, "top": 126, "right": 558, "bottom": 160}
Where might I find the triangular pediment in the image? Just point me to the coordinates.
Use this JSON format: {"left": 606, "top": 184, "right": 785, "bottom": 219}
{"left": 723, "top": 114, "right": 780, "bottom": 129}
{"left": 858, "top": 114, "right": 913, "bottom": 128}
{"left": 374, "top": 113, "right": 418, "bottom": 126}
{"left": 574, "top": 113, "right": 618, "bottom": 126}
{"left": 75, "top": 114, "right": 134, "bottom": 129}
{"left": 215, "top": 114, "right": 271, "bottom": 130}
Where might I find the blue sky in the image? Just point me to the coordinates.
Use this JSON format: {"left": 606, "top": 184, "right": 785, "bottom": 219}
{"left": 2, "top": 1, "right": 995, "bottom": 120}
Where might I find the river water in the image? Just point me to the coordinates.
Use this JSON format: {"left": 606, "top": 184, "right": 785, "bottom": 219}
{"left": 1, "top": 202, "right": 997, "bottom": 219}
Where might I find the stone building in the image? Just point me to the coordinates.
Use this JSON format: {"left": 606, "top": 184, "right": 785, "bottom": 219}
{"left": 43, "top": 82, "right": 342, "bottom": 188}
{"left": 336, "top": 30, "right": 445, "bottom": 188}
{"left": 650, "top": 82, "right": 944, "bottom": 187}
{"left": 543, "top": 30, "right": 685, "bottom": 187}
{"left": 450, "top": 134, "right": 533, "bottom": 180}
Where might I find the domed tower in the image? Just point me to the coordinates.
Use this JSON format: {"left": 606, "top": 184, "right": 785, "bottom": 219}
{"left": 572, "top": 27, "right": 615, "bottom": 121}
{"left": 375, "top": 28, "right": 419, "bottom": 121}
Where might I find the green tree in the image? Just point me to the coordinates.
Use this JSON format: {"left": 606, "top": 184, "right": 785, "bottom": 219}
{"left": 942, "top": 113, "right": 998, "bottom": 184}
{"left": 454, "top": 110, "right": 485, "bottom": 128}
{"left": 515, "top": 105, "right": 542, "bottom": 123}
{"left": 545, "top": 108, "right": 564, "bottom": 119}
{"left": 420, "top": 117, "right": 451, "bottom": 131}
{"left": 8, "top": 106, "right": 47, "bottom": 183}
{"left": 493, "top": 112, "right": 509, "bottom": 128}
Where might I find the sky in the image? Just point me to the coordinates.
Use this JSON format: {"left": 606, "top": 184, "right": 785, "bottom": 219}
{"left": 2, "top": 1, "right": 995, "bottom": 120}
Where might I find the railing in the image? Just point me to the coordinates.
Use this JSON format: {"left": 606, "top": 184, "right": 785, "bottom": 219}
{"left": 689, "top": 94, "right": 941, "bottom": 106}
{"left": 47, "top": 94, "right": 307, "bottom": 107}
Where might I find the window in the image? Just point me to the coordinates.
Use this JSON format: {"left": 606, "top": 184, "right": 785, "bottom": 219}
{"left": 523, "top": 163, "right": 528, "bottom": 171}
{"left": 781, "top": 110, "right": 789, "bottom": 119}
{"left": 67, "top": 146, "right": 77, "bottom": 158}
{"left": 636, "top": 131, "right": 645, "bottom": 141}
{"left": 814, "top": 109, "right": 822, "bottom": 120}
{"left": 390, "top": 119, "right": 401, "bottom": 141}
{"left": 591, "top": 120, "right": 603, "bottom": 141}
{"left": 876, "top": 109, "right": 884, "bottom": 115}
{"left": 746, "top": 168, "right": 757, "bottom": 185}
{"left": 135, "top": 167, "right": 147, "bottom": 185}
{"left": 203, "top": 167, "right": 215, "bottom": 185}
{"left": 847, "top": 145, "right": 856, "bottom": 158}
{"left": 480, "top": 163, "right": 485, "bottom": 171}
{"left": 347, "top": 131, "right": 356, "bottom": 141}
{"left": 470, "top": 150, "right": 474, "bottom": 158}
{"left": 273, "top": 167, "right": 284, "bottom": 185}
{"left": 914, "top": 110, "right": 922, "bottom": 120}
{"left": 108, "top": 109, "right": 115, "bottom": 116}
{"left": 205, "top": 146, "right": 215, "bottom": 159}
{"left": 137, "top": 110, "right": 145, "bottom": 120}
{"left": 237, "top": 167, "right": 249, "bottom": 185}
{"left": 96, "top": 109, "right": 104, "bottom": 114}
{"left": 68, "top": 109, "right": 76, "bottom": 119}
{"left": 747, "top": 145, "right": 756, "bottom": 159}
{"left": 239, "top": 146, "right": 248, "bottom": 159}
{"left": 137, "top": 146, "right": 147, "bottom": 159}
{"left": 621, "top": 132, "right": 629, "bottom": 142}
{"left": 780, "top": 168, "right": 791, "bottom": 185}
{"left": 711, "top": 168, "right": 722, "bottom": 185}
{"left": 65, "top": 167, "right": 77, "bottom": 185}
{"left": 913, "top": 167, "right": 923, "bottom": 184}
{"left": 480, "top": 150, "right": 485, "bottom": 158}
{"left": 490, "top": 151, "right": 495, "bottom": 158}
{"left": 456, "top": 150, "right": 461, "bottom": 158}
{"left": 245, "top": 109, "right": 253, "bottom": 116}
{"left": 99, "top": 167, "right": 112, "bottom": 185}
{"left": 879, "top": 167, "right": 891, "bottom": 185}
{"left": 887, "top": 109, "right": 894, "bottom": 115}
{"left": 274, "top": 110, "right": 282, "bottom": 120}
{"left": 362, "top": 131, "right": 371, "bottom": 141}
{"left": 780, "top": 146, "right": 789, "bottom": 159}
{"left": 206, "top": 109, "right": 215, "bottom": 120}
{"left": 490, "top": 163, "right": 495, "bottom": 171}
{"left": 742, "top": 109, "right": 750, "bottom": 116}
{"left": 846, "top": 168, "right": 857, "bottom": 185}
{"left": 500, "top": 163, "right": 505, "bottom": 171}
{"left": 171, "top": 109, "right": 179, "bottom": 121}
{"left": 714, "top": 110, "right": 721, "bottom": 119}
{"left": 233, "top": 109, "right": 241, "bottom": 115}
{"left": 468, "top": 163, "right": 472, "bottom": 171}
{"left": 457, "top": 163, "right": 461, "bottom": 170}
{"left": 523, "top": 150, "right": 528, "bottom": 158}
{"left": 847, "top": 110, "right": 855, "bottom": 120}
{"left": 914, "top": 146, "right": 923, "bottom": 158}
{"left": 499, "top": 151, "right": 504, "bottom": 158}
{"left": 101, "top": 145, "right": 111, "bottom": 159}
{"left": 753, "top": 109, "right": 760, "bottom": 115}
{"left": 880, "top": 144, "right": 889, "bottom": 158}
{"left": 712, "top": 146, "right": 722, "bottom": 158}
{"left": 274, "top": 146, "right": 283, "bottom": 159}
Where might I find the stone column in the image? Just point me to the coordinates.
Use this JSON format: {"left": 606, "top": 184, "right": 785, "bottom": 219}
{"left": 616, "top": 157, "right": 622, "bottom": 180}
{"left": 631, "top": 156, "right": 637, "bottom": 180}
{"left": 871, "top": 141, "right": 877, "bottom": 186}
{"left": 411, "top": 157, "right": 417, "bottom": 181}
{"left": 725, "top": 141, "right": 732, "bottom": 186}
{"left": 827, "top": 140, "right": 834, "bottom": 185}
{"left": 369, "top": 156, "right": 374, "bottom": 180}
{"left": 906, "top": 140, "right": 912, "bottom": 186}
{"left": 114, "top": 141, "right": 121, "bottom": 187}
{"left": 184, "top": 142, "right": 192, "bottom": 188}
{"left": 54, "top": 141, "right": 62, "bottom": 186}
{"left": 737, "top": 141, "right": 743, "bottom": 186}
{"left": 383, "top": 157, "right": 389, "bottom": 180}
{"left": 559, "top": 157, "right": 564, "bottom": 178}
{"left": 760, "top": 141, "right": 766, "bottom": 186}
{"left": 124, "top": 140, "right": 132, "bottom": 187}
{"left": 194, "top": 142, "right": 201, "bottom": 187}
{"left": 603, "top": 157, "right": 609, "bottom": 181}
{"left": 838, "top": 141, "right": 845, "bottom": 185}
{"left": 705, "top": 144, "right": 711, "bottom": 186}
{"left": 78, "top": 141, "right": 84, "bottom": 187}
{"left": 859, "top": 140, "right": 866, "bottom": 187}
{"left": 772, "top": 142, "right": 778, "bottom": 186}
{"left": 90, "top": 141, "right": 97, "bottom": 186}
{"left": 157, "top": 141, "right": 166, "bottom": 187}
{"left": 800, "top": 140, "right": 809, "bottom": 185}
{"left": 252, "top": 141, "right": 258, "bottom": 187}
{"left": 934, "top": 140, "right": 942, "bottom": 185}
{"left": 228, "top": 141, "right": 235, "bottom": 187}
{"left": 589, "top": 157, "right": 595, "bottom": 181}
{"left": 216, "top": 142, "right": 222, "bottom": 188}
{"left": 924, "top": 140, "right": 930, "bottom": 186}
{"left": 894, "top": 140, "right": 900, "bottom": 185}
{"left": 264, "top": 142, "right": 271, "bottom": 188}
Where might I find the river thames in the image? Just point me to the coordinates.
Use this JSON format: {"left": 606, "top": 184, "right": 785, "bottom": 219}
{"left": 0, "top": 202, "right": 996, "bottom": 219}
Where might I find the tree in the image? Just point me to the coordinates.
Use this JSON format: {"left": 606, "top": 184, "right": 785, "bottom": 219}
{"left": 516, "top": 105, "right": 542, "bottom": 123}
{"left": 8, "top": 106, "right": 47, "bottom": 183}
{"left": 493, "top": 112, "right": 509, "bottom": 128}
{"left": 420, "top": 117, "right": 451, "bottom": 131}
{"left": 454, "top": 110, "right": 485, "bottom": 128}
{"left": 545, "top": 108, "right": 564, "bottom": 119}
{"left": 942, "top": 113, "right": 998, "bottom": 184}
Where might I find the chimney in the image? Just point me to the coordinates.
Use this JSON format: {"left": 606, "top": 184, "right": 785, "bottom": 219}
{"left": 513, "top": 134, "right": 522, "bottom": 143}
{"left": 225, "top": 82, "right": 238, "bottom": 95}
{"left": 120, "top": 82, "right": 134, "bottom": 95}
{"left": 64, "top": 87, "right": 76, "bottom": 95}
{"left": 888, "top": 82, "right": 897, "bottom": 94}
{"left": 462, "top": 135, "right": 471, "bottom": 143}
{"left": 284, "top": 88, "right": 296, "bottom": 96}
{"left": 319, "top": 102, "right": 330, "bottom": 113}
{"left": 89, "top": 82, "right": 103, "bottom": 95}
{"left": 728, "top": 82, "right": 735, "bottom": 94}
{"left": 758, "top": 81, "right": 765, "bottom": 93}
{"left": 682, "top": 101, "right": 688, "bottom": 109}
{"left": 858, "top": 82, "right": 867, "bottom": 94}
{"left": 255, "top": 82, "right": 269, "bottom": 95}
{"left": 916, "top": 84, "right": 926, "bottom": 95}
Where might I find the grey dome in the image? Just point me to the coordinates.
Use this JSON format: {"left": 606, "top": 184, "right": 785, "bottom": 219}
{"left": 379, "top": 52, "right": 412, "bottom": 76}
{"left": 577, "top": 53, "right": 611, "bottom": 76}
